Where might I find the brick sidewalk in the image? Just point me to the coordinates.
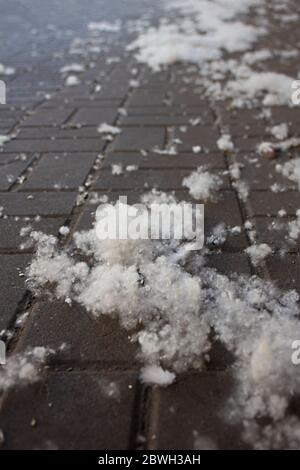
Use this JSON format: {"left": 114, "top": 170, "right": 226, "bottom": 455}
{"left": 0, "top": 0, "right": 300, "bottom": 450}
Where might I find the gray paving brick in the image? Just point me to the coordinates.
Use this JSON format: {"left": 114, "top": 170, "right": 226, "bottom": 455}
{"left": 3, "top": 138, "right": 105, "bottom": 153}
{"left": 266, "top": 255, "right": 300, "bottom": 291}
{"left": 119, "top": 115, "right": 202, "bottom": 126}
{"left": 249, "top": 191, "right": 300, "bottom": 216}
{"left": 93, "top": 168, "right": 229, "bottom": 191}
{"left": 0, "top": 371, "right": 136, "bottom": 449}
{"left": 205, "top": 253, "right": 251, "bottom": 275}
{"left": 0, "top": 153, "right": 35, "bottom": 190}
{"left": 218, "top": 108, "right": 266, "bottom": 137}
{"left": 96, "top": 84, "right": 128, "bottom": 100}
{"left": 23, "top": 109, "right": 74, "bottom": 127}
{"left": 0, "top": 254, "right": 30, "bottom": 330}
{"left": 128, "top": 89, "right": 166, "bottom": 106}
{"left": 70, "top": 107, "right": 118, "bottom": 126}
{"left": 113, "top": 127, "right": 165, "bottom": 151}
{"left": 0, "top": 192, "right": 77, "bottom": 216}
{"left": 125, "top": 106, "right": 214, "bottom": 119}
{"left": 104, "top": 151, "right": 226, "bottom": 169}
{"left": 234, "top": 135, "right": 267, "bottom": 152}
{"left": 22, "top": 153, "right": 96, "bottom": 190}
{"left": 174, "top": 126, "right": 220, "bottom": 152}
{"left": 172, "top": 93, "right": 209, "bottom": 107}
{"left": 17, "top": 127, "right": 101, "bottom": 139}
{"left": 156, "top": 372, "right": 246, "bottom": 450}
{"left": 0, "top": 216, "right": 66, "bottom": 252}
{"left": 16, "top": 301, "right": 139, "bottom": 368}
{"left": 41, "top": 98, "right": 123, "bottom": 109}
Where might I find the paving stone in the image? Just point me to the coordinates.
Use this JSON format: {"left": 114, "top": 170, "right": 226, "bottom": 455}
{"left": 0, "top": 371, "right": 136, "bottom": 449}
{"left": 23, "top": 109, "right": 74, "bottom": 127}
{"left": 119, "top": 115, "right": 202, "bottom": 126}
{"left": 98, "top": 83, "right": 128, "bottom": 99}
{"left": 113, "top": 127, "right": 165, "bottom": 151}
{"left": 0, "top": 192, "right": 77, "bottom": 216}
{"left": 126, "top": 106, "right": 214, "bottom": 120}
{"left": 0, "top": 153, "right": 35, "bottom": 190}
{"left": 234, "top": 135, "right": 268, "bottom": 152}
{"left": 0, "top": 110, "right": 24, "bottom": 120}
{"left": 240, "top": 164, "right": 297, "bottom": 191}
{"left": 0, "top": 216, "right": 66, "bottom": 252}
{"left": 253, "top": 216, "right": 298, "bottom": 252}
{"left": 140, "top": 72, "right": 169, "bottom": 86}
{"left": 156, "top": 372, "right": 246, "bottom": 450}
{"left": 70, "top": 107, "right": 118, "bottom": 126}
{"left": 93, "top": 168, "right": 229, "bottom": 191}
{"left": 22, "top": 153, "right": 96, "bottom": 190}
{"left": 266, "top": 255, "right": 300, "bottom": 291}
{"left": 0, "top": 254, "right": 30, "bottom": 330}
{"left": 17, "top": 126, "right": 101, "bottom": 139}
{"left": 270, "top": 107, "right": 300, "bottom": 125}
{"left": 57, "top": 84, "right": 93, "bottom": 99}
{"left": 205, "top": 253, "right": 251, "bottom": 275}
{"left": 128, "top": 90, "right": 167, "bottom": 106}
{"left": 0, "top": 253, "right": 29, "bottom": 289}
{"left": 16, "top": 300, "right": 139, "bottom": 368}
{"left": 174, "top": 126, "right": 220, "bottom": 152}
{"left": 41, "top": 98, "right": 123, "bottom": 109}
{"left": 172, "top": 93, "right": 209, "bottom": 107}
{"left": 218, "top": 108, "right": 266, "bottom": 137}
{"left": 249, "top": 191, "right": 300, "bottom": 216}
{"left": 104, "top": 151, "right": 226, "bottom": 169}
{"left": 3, "top": 138, "right": 105, "bottom": 153}
{"left": 232, "top": 151, "right": 299, "bottom": 190}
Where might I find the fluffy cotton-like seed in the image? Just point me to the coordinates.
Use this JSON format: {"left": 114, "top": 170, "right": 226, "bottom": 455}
{"left": 0, "top": 347, "right": 52, "bottom": 392}
{"left": 245, "top": 243, "right": 272, "bottom": 266}
{"left": 140, "top": 365, "right": 175, "bottom": 386}
{"left": 182, "top": 167, "right": 222, "bottom": 200}
{"left": 217, "top": 134, "right": 234, "bottom": 152}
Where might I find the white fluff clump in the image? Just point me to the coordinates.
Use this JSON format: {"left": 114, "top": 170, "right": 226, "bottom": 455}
{"left": 140, "top": 365, "right": 175, "bottom": 386}
{"left": 65, "top": 75, "right": 80, "bottom": 87}
{"left": 0, "top": 347, "right": 52, "bottom": 392}
{"left": 127, "top": 0, "right": 263, "bottom": 71}
{"left": 288, "top": 210, "right": 300, "bottom": 241}
{"left": 226, "top": 72, "right": 294, "bottom": 106}
{"left": 60, "top": 63, "right": 85, "bottom": 74}
{"left": 245, "top": 243, "right": 272, "bottom": 266}
{"left": 97, "top": 123, "right": 121, "bottom": 135}
{"left": 199, "top": 270, "right": 300, "bottom": 449}
{"left": 27, "top": 200, "right": 210, "bottom": 373}
{"left": 270, "top": 123, "right": 289, "bottom": 141}
{"left": 140, "top": 189, "right": 177, "bottom": 205}
{"left": 87, "top": 21, "right": 121, "bottom": 32}
{"left": 182, "top": 167, "right": 222, "bottom": 200}
{"left": 217, "top": 134, "right": 234, "bottom": 152}
{"left": 0, "top": 135, "right": 11, "bottom": 146}
{"left": 111, "top": 163, "right": 123, "bottom": 175}
{"left": 276, "top": 158, "right": 300, "bottom": 190}
{"left": 0, "top": 63, "right": 15, "bottom": 75}
{"left": 227, "top": 316, "right": 300, "bottom": 449}
{"left": 26, "top": 196, "right": 300, "bottom": 449}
